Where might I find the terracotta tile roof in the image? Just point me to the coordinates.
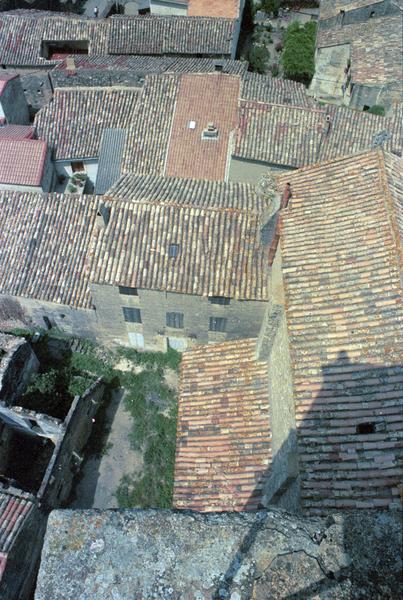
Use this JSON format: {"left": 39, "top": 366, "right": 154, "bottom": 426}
{"left": 235, "top": 102, "right": 403, "bottom": 168}
{"left": 52, "top": 54, "right": 247, "bottom": 75}
{"left": 0, "top": 491, "right": 34, "bottom": 554}
{"left": 0, "top": 11, "right": 109, "bottom": 67}
{"left": 277, "top": 149, "right": 403, "bottom": 513}
{"left": 0, "top": 11, "right": 236, "bottom": 67}
{"left": 0, "top": 73, "right": 17, "bottom": 96}
{"left": 0, "top": 191, "right": 99, "bottom": 308}
{"left": 122, "top": 74, "right": 180, "bottom": 175}
{"left": 0, "top": 140, "right": 47, "bottom": 186}
{"left": 0, "top": 125, "right": 34, "bottom": 140}
{"left": 165, "top": 73, "right": 240, "bottom": 181}
{"left": 241, "top": 73, "right": 316, "bottom": 108}
{"left": 107, "top": 173, "right": 270, "bottom": 212}
{"left": 320, "top": 103, "right": 403, "bottom": 160}
{"left": 34, "top": 87, "right": 139, "bottom": 160}
{"left": 90, "top": 200, "right": 269, "bottom": 300}
{"left": 108, "top": 15, "right": 236, "bottom": 56}
{"left": 123, "top": 74, "right": 402, "bottom": 177}
{"left": 234, "top": 101, "right": 327, "bottom": 168}
{"left": 188, "top": 0, "right": 240, "bottom": 19}
{"left": 173, "top": 339, "right": 271, "bottom": 511}
{"left": 317, "top": 15, "right": 403, "bottom": 86}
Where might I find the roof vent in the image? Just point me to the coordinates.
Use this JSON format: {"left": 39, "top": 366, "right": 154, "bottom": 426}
{"left": 188, "top": 120, "right": 196, "bottom": 130}
{"left": 96, "top": 202, "right": 110, "bottom": 228}
{"left": 202, "top": 123, "right": 219, "bottom": 140}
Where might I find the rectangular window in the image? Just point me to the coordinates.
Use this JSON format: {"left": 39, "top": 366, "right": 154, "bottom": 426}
{"left": 209, "top": 317, "right": 227, "bottom": 332}
{"left": 166, "top": 312, "right": 184, "bottom": 329}
{"left": 209, "top": 296, "right": 231, "bottom": 305}
{"left": 123, "top": 307, "right": 141, "bottom": 323}
{"left": 118, "top": 286, "right": 138, "bottom": 296}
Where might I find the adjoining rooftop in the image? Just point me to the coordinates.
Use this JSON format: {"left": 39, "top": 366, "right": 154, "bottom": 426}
{"left": 0, "top": 10, "right": 238, "bottom": 67}
{"left": 277, "top": 149, "right": 402, "bottom": 513}
{"left": 0, "top": 139, "right": 47, "bottom": 187}
{"left": 174, "top": 338, "right": 271, "bottom": 512}
{"left": 34, "top": 87, "right": 139, "bottom": 161}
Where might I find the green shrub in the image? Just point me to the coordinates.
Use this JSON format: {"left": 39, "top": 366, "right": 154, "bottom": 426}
{"left": 367, "top": 105, "right": 385, "bottom": 116}
{"left": 67, "top": 184, "right": 77, "bottom": 193}
{"left": 271, "top": 62, "right": 280, "bottom": 77}
{"left": 260, "top": 0, "right": 280, "bottom": 16}
{"left": 248, "top": 44, "right": 270, "bottom": 74}
{"left": 281, "top": 20, "right": 317, "bottom": 84}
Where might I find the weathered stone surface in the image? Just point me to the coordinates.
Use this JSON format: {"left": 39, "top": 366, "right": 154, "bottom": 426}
{"left": 34, "top": 508, "right": 402, "bottom": 599}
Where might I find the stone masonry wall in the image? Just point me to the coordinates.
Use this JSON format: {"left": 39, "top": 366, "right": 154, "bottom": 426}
{"left": 91, "top": 283, "right": 269, "bottom": 350}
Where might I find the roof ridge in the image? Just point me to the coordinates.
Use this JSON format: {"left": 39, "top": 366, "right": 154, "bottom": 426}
{"left": 374, "top": 149, "right": 403, "bottom": 273}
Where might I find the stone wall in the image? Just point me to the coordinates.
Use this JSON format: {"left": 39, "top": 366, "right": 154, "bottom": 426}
{"left": 38, "top": 378, "right": 105, "bottom": 509}
{"left": 35, "top": 508, "right": 403, "bottom": 599}
{"left": 91, "top": 283, "right": 268, "bottom": 350}
{"left": 319, "top": 0, "right": 400, "bottom": 30}
{"left": 0, "top": 294, "right": 98, "bottom": 342}
{"left": 0, "top": 334, "right": 38, "bottom": 404}
{"left": 0, "top": 76, "right": 30, "bottom": 125}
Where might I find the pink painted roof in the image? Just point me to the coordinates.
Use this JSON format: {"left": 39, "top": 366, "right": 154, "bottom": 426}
{"left": 0, "top": 73, "right": 17, "bottom": 96}
{"left": 0, "top": 125, "right": 34, "bottom": 140}
{"left": 0, "top": 139, "right": 47, "bottom": 186}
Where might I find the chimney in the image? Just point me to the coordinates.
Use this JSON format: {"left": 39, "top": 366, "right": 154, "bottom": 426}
{"left": 66, "top": 56, "right": 76, "bottom": 76}
{"left": 280, "top": 183, "right": 292, "bottom": 209}
{"left": 202, "top": 123, "right": 219, "bottom": 140}
{"left": 96, "top": 202, "right": 110, "bottom": 228}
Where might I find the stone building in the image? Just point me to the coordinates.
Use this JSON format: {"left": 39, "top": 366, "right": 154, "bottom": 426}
{"left": 0, "top": 350, "right": 105, "bottom": 600}
{"left": 120, "top": 72, "right": 402, "bottom": 185}
{"left": 34, "top": 87, "right": 140, "bottom": 187}
{"left": 173, "top": 149, "right": 402, "bottom": 516}
{"left": 149, "top": 0, "right": 245, "bottom": 59}
{"left": 0, "top": 139, "right": 55, "bottom": 192}
{"left": 276, "top": 149, "right": 402, "bottom": 514}
{"left": 0, "top": 10, "right": 239, "bottom": 68}
{"left": 312, "top": 4, "right": 403, "bottom": 112}
{"left": 0, "top": 176, "right": 275, "bottom": 350}
{"left": 318, "top": 0, "right": 402, "bottom": 30}
{"left": 0, "top": 73, "right": 30, "bottom": 125}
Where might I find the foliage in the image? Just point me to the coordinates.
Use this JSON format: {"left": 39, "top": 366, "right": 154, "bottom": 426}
{"left": 67, "top": 184, "right": 78, "bottom": 193}
{"left": 367, "top": 105, "right": 385, "bottom": 116}
{"left": 260, "top": 0, "right": 280, "bottom": 16}
{"left": 271, "top": 63, "right": 280, "bottom": 77}
{"left": 275, "top": 41, "right": 283, "bottom": 52}
{"left": 115, "top": 356, "right": 179, "bottom": 508}
{"left": 248, "top": 44, "right": 271, "bottom": 74}
{"left": 281, "top": 20, "right": 317, "bottom": 84}
{"left": 116, "top": 346, "right": 181, "bottom": 372}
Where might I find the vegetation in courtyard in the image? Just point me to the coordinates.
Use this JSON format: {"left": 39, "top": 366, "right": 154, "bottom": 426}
{"left": 367, "top": 105, "right": 385, "bottom": 116}
{"left": 4, "top": 328, "right": 181, "bottom": 509}
{"left": 249, "top": 44, "right": 271, "bottom": 73}
{"left": 281, "top": 20, "right": 317, "bottom": 84}
{"left": 260, "top": 0, "right": 280, "bottom": 17}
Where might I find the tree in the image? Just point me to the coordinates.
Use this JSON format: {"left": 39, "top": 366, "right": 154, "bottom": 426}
{"left": 248, "top": 45, "right": 270, "bottom": 74}
{"left": 260, "top": 0, "right": 281, "bottom": 16}
{"left": 281, "top": 21, "right": 317, "bottom": 84}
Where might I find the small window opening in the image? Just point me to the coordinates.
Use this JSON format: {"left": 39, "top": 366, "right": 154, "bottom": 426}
{"left": 209, "top": 296, "right": 231, "bottom": 305}
{"left": 169, "top": 243, "right": 180, "bottom": 259}
{"left": 214, "top": 61, "right": 224, "bottom": 72}
{"left": 43, "top": 316, "right": 52, "bottom": 330}
{"left": 119, "top": 286, "right": 138, "bottom": 296}
{"left": 356, "top": 422, "right": 375, "bottom": 434}
{"left": 363, "top": 105, "right": 370, "bottom": 112}
{"left": 369, "top": 11, "right": 375, "bottom": 17}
